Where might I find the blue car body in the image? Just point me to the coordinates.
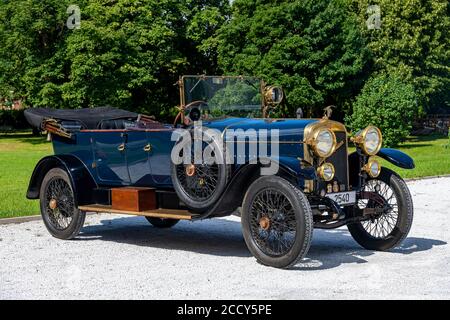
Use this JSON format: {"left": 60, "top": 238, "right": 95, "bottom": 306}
{"left": 27, "top": 114, "right": 414, "bottom": 219}
{"left": 24, "top": 76, "right": 417, "bottom": 268}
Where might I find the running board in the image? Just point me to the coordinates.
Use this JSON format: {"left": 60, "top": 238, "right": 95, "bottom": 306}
{"left": 78, "top": 204, "right": 197, "bottom": 220}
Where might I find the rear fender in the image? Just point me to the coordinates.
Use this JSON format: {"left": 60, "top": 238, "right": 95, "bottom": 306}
{"left": 26, "top": 155, "right": 97, "bottom": 206}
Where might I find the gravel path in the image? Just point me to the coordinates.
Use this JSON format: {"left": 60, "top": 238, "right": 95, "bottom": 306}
{"left": 1, "top": 177, "right": 449, "bottom": 300}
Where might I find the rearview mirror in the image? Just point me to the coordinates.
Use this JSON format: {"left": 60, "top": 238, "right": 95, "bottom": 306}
{"left": 264, "top": 86, "right": 284, "bottom": 105}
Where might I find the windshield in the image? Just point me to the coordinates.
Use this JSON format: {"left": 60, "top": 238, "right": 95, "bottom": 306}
{"left": 182, "top": 76, "right": 263, "bottom": 118}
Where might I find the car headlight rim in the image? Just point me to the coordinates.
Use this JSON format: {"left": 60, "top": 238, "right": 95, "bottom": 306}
{"left": 364, "top": 157, "right": 381, "bottom": 178}
{"left": 312, "top": 128, "right": 337, "bottom": 158}
{"left": 317, "top": 163, "right": 335, "bottom": 181}
{"left": 353, "top": 126, "right": 382, "bottom": 156}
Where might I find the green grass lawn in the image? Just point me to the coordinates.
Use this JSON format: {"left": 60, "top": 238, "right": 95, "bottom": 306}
{"left": 0, "top": 133, "right": 52, "bottom": 218}
{"left": 0, "top": 132, "right": 449, "bottom": 218}
{"left": 380, "top": 134, "right": 450, "bottom": 179}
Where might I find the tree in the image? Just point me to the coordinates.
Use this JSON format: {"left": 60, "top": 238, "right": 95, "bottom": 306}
{"left": 0, "top": 0, "right": 72, "bottom": 104}
{"left": 216, "top": 0, "right": 371, "bottom": 118}
{"left": 0, "top": 0, "right": 230, "bottom": 119}
{"left": 351, "top": 0, "right": 450, "bottom": 114}
{"left": 347, "top": 73, "right": 417, "bottom": 147}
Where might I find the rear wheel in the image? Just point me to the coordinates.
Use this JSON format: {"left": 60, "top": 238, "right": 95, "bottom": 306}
{"left": 145, "top": 217, "right": 179, "bottom": 228}
{"left": 347, "top": 168, "right": 413, "bottom": 251}
{"left": 39, "top": 168, "right": 85, "bottom": 240}
{"left": 241, "top": 176, "right": 313, "bottom": 269}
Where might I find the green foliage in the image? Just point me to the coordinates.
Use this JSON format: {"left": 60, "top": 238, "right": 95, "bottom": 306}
{"left": 208, "top": 81, "right": 262, "bottom": 117}
{"left": 351, "top": 0, "right": 450, "bottom": 114}
{"left": 0, "top": 110, "right": 28, "bottom": 130}
{"left": 0, "top": 0, "right": 448, "bottom": 122}
{"left": 347, "top": 73, "right": 417, "bottom": 147}
{"left": 0, "top": 0, "right": 230, "bottom": 119}
{"left": 216, "top": 0, "right": 371, "bottom": 118}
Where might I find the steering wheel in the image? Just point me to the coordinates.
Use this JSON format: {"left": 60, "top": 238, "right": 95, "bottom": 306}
{"left": 183, "top": 100, "right": 209, "bottom": 125}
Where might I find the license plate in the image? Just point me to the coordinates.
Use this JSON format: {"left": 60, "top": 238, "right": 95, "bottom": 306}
{"left": 326, "top": 191, "right": 356, "bottom": 206}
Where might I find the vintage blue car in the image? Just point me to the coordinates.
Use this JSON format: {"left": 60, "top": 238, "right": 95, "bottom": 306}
{"left": 25, "top": 75, "right": 415, "bottom": 268}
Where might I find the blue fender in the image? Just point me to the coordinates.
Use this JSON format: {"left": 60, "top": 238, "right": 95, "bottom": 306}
{"left": 378, "top": 148, "right": 415, "bottom": 169}
{"left": 251, "top": 155, "right": 316, "bottom": 181}
{"left": 201, "top": 156, "right": 316, "bottom": 218}
{"left": 276, "top": 156, "right": 316, "bottom": 180}
{"left": 27, "top": 155, "right": 98, "bottom": 205}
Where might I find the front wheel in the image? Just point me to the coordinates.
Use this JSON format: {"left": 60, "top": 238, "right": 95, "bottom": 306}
{"left": 39, "top": 168, "right": 85, "bottom": 240}
{"left": 347, "top": 168, "right": 413, "bottom": 251}
{"left": 241, "top": 176, "right": 313, "bottom": 269}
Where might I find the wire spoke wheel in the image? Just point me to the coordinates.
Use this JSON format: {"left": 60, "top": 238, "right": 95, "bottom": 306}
{"left": 40, "top": 168, "right": 85, "bottom": 240}
{"left": 359, "top": 180, "right": 399, "bottom": 239}
{"left": 242, "top": 176, "right": 313, "bottom": 268}
{"left": 44, "top": 177, "right": 75, "bottom": 231}
{"left": 249, "top": 188, "right": 297, "bottom": 257}
{"left": 172, "top": 129, "right": 229, "bottom": 211}
{"left": 176, "top": 154, "right": 220, "bottom": 201}
{"left": 348, "top": 168, "right": 413, "bottom": 252}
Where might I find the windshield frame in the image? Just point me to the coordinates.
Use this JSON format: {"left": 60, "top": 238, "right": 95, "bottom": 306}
{"left": 178, "top": 75, "right": 266, "bottom": 119}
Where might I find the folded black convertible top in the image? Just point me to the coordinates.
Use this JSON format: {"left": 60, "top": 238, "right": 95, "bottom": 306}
{"left": 24, "top": 107, "right": 139, "bottom": 130}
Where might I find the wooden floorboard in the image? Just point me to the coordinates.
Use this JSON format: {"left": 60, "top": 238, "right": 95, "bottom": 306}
{"left": 78, "top": 204, "right": 196, "bottom": 220}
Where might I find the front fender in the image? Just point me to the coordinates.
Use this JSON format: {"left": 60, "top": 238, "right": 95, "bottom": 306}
{"left": 255, "top": 156, "right": 316, "bottom": 181}
{"left": 26, "top": 155, "right": 97, "bottom": 206}
{"left": 378, "top": 148, "right": 415, "bottom": 169}
{"left": 202, "top": 156, "right": 315, "bottom": 218}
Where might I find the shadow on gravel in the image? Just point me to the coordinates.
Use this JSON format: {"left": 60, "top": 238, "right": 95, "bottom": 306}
{"left": 78, "top": 216, "right": 251, "bottom": 258}
{"left": 294, "top": 229, "right": 447, "bottom": 271}
{"left": 78, "top": 216, "right": 446, "bottom": 268}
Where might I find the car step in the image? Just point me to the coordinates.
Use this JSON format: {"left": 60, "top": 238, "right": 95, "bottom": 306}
{"left": 78, "top": 204, "right": 197, "bottom": 220}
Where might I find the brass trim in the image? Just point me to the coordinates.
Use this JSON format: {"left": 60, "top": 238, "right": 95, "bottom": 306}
{"left": 351, "top": 126, "right": 383, "bottom": 156}
{"left": 49, "top": 199, "right": 57, "bottom": 210}
{"left": 144, "top": 144, "right": 152, "bottom": 152}
{"left": 259, "top": 216, "right": 271, "bottom": 230}
{"left": 303, "top": 119, "right": 349, "bottom": 193}
{"left": 186, "top": 164, "right": 196, "bottom": 177}
{"left": 317, "top": 163, "right": 335, "bottom": 182}
{"left": 307, "top": 128, "right": 337, "bottom": 158}
{"left": 303, "top": 119, "right": 347, "bottom": 163}
{"left": 363, "top": 157, "right": 381, "bottom": 178}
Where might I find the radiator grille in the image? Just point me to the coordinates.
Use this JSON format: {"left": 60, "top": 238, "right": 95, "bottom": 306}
{"left": 318, "top": 131, "right": 349, "bottom": 192}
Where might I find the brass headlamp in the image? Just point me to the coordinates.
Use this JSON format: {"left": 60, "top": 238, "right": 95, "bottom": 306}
{"left": 352, "top": 126, "right": 383, "bottom": 156}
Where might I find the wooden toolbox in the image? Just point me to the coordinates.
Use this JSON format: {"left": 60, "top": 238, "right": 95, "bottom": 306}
{"left": 111, "top": 187, "right": 157, "bottom": 212}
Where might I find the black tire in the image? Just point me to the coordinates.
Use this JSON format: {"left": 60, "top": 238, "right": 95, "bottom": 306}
{"left": 39, "top": 168, "right": 85, "bottom": 240}
{"left": 171, "top": 127, "right": 229, "bottom": 211}
{"left": 145, "top": 217, "right": 179, "bottom": 228}
{"left": 241, "top": 176, "right": 313, "bottom": 269}
{"left": 347, "top": 168, "right": 413, "bottom": 251}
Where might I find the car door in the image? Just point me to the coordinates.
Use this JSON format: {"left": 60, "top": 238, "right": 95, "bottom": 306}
{"left": 126, "top": 130, "right": 154, "bottom": 186}
{"left": 93, "top": 131, "right": 131, "bottom": 185}
{"left": 146, "top": 130, "right": 175, "bottom": 186}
